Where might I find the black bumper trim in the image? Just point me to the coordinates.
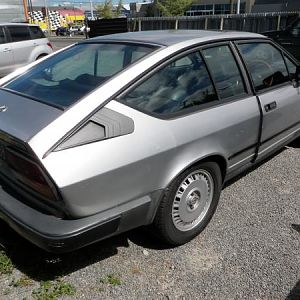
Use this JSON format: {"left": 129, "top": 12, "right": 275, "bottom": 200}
{"left": 0, "top": 185, "right": 158, "bottom": 253}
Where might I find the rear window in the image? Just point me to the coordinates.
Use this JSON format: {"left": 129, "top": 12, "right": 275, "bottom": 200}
{"left": 7, "top": 26, "right": 31, "bottom": 42}
{"left": 4, "top": 43, "right": 155, "bottom": 108}
{"left": 29, "top": 26, "right": 45, "bottom": 39}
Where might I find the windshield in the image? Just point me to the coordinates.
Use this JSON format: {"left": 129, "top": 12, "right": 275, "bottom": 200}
{"left": 4, "top": 43, "right": 156, "bottom": 108}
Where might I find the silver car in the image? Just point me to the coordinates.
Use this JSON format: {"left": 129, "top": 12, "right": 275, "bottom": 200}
{"left": 0, "top": 23, "right": 53, "bottom": 77}
{"left": 0, "top": 30, "right": 299, "bottom": 252}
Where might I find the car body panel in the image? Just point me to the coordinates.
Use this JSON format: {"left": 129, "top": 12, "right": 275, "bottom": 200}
{"left": 257, "top": 84, "right": 300, "bottom": 159}
{"left": 41, "top": 95, "right": 260, "bottom": 218}
{"left": 0, "top": 89, "right": 62, "bottom": 142}
{"left": 0, "top": 25, "right": 14, "bottom": 77}
{"left": 0, "top": 42, "right": 14, "bottom": 77}
{"left": 10, "top": 38, "right": 52, "bottom": 68}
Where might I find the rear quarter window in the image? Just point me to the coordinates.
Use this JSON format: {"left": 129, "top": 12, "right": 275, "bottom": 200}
{"left": 29, "top": 26, "right": 45, "bottom": 39}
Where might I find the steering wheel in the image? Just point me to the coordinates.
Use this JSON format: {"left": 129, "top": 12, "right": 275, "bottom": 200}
{"left": 250, "top": 60, "right": 274, "bottom": 87}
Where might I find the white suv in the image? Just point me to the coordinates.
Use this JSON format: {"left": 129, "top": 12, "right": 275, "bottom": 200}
{"left": 0, "top": 23, "right": 53, "bottom": 77}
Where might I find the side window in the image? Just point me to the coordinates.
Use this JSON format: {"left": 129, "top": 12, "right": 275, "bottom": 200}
{"left": 29, "top": 26, "right": 45, "bottom": 39}
{"left": 7, "top": 26, "right": 31, "bottom": 42}
{"left": 0, "top": 27, "right": 6, "bottom": 44}
{"left": 120, "top": 51, "right": 218, "bottom": 116}
{"left": 202, "top": 45, "right": 247, "bottom": 99}
{"left": 238, "top": 43, "right": 289, "bottom": 92}
{"left": 284, "top": 55, "right": 297, "bottom": 80}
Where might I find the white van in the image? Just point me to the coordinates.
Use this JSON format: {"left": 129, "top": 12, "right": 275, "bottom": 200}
{"left": 0, "top": 23, "right": 53, "bottom": 77}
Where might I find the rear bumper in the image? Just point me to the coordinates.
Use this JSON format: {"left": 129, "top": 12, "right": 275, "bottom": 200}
{"left": 0, "top": 185, "right": 162, "bottom": 253}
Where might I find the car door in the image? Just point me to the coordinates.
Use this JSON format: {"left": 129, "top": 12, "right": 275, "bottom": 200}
{"left": 0, "top": 26, "right": 14, "bottom": 77}
{"left": 6, "top": 25, "right": 34, "bottom": 68}
{"left": 119, "top": 44, "right": 261, "bottom": 174}
{"left": 237, "top": 41, "right": 300, "bottom": 159}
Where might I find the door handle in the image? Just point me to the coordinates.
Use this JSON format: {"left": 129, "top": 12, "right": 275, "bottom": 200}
{"left": 3, "top": 48, "right": 11, "bottom": 53}
{"left": 264, "top": 101, "right": 277, "bottom": 112}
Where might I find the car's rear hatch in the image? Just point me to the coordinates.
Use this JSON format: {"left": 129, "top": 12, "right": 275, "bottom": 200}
{"left": 0, "top": 88, "right": 64, "bottom": 216}
{"left": 0, "top": 88, "right": 62, "bottom": 142}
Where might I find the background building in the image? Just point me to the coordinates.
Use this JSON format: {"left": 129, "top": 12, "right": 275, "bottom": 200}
{"left": 0, "top": 0, "right": 27, "bottom": 22}
{"left": 186, "top": 0, "right": 255, "bottom": 16}
{"left": 252, "top": 0, "right": 300, "bottom": 12}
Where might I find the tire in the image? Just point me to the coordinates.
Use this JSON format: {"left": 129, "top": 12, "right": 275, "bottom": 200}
{"left": 36, "top": 54, "right": 47, "bottom": 61}
{"left": 153, "top": 162, "right": 222, "bottom": 245}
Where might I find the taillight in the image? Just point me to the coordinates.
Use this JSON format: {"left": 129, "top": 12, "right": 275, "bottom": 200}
{"left": 47, "top": 42, "right": 53, "bottom": 50}
{"left": 5, "top": 149, "right": 57, "bottom": 201}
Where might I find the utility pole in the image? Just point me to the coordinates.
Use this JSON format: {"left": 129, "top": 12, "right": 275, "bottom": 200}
{"left": 44, "top": 0, "right": 51, "bottom": 34}
{"left": 90, "top": 0, "right": 94, "bottom": 19}
{"left": 237, "top": 0, "right": 241, "bottom": 14}
{"left": 23, "top": 0, "right": 29, "bottom": 22}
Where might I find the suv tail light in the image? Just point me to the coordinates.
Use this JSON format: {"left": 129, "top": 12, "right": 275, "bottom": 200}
{"left": 47, "top": 42, "right": 53, "bottom": 50}
{"left": 5, "top": 148, "right": 58, "bottom": 201}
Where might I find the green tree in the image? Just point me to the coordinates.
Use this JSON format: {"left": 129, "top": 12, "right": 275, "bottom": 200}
{"left": 96, "top": 0, "right": 113, "bottom": 19}
{"left": 115, "top": 0, "right": 123, "bottom": 17}
{"left": 156, "top": 0, "right": 193, "bottom": 17}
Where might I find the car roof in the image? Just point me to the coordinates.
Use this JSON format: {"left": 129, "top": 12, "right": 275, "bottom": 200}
{"left": 86, "top": 30, "right": 265, "bottom": 47}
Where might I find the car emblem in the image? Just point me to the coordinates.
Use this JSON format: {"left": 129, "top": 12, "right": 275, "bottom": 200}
{"left": 0, "top": 105, "right": 7, "bottom": 112}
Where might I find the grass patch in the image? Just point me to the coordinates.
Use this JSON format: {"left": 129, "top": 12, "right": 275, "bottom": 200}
{"left": 10, "top": 275, "right": 34, "bottom": 287}
{"left": 99, "top": 274, "right": 122, "bottom": 286}
{"left": 0, "top": 250, "right": 13, "bottom": 275}
{"left": 32, "top": 279, "right": 76, "bottom": 300}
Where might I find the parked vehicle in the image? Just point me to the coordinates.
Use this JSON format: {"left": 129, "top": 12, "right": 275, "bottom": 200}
{"left": 55, "top": 27, "right": 71, "bottom": 36}
{"left": 0, "top": 30, "right": 299, "bottom": 252}
{"left": 0, "top": 23, "right": 53, "bottom": 77}
{"left": 263, "top": 17, "right": 300, "bottom": 61}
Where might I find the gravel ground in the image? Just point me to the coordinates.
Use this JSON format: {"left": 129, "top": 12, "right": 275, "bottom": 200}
{"left": 0, "top": 142, "right": 299, "bottom": 300}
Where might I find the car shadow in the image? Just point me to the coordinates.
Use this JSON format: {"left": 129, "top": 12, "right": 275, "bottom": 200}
{"left": 286, "top": 279, "right": 300, "bottom": 300}
{"left": 0, "top": 220, "right": 127, "bottom": 281}
{"left": 224, "top": 147, "right": 285, "bottom": 188}
{"left": 0, "top": 221, "right": 170, "bottom": 282}
{"left": 288, "top": 137, "right": 300, "bottom": 148}
{"left": 291, "top": 224, "right": 300, "bottom": 233}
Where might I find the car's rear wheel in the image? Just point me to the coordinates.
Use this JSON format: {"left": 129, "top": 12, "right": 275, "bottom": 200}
{"left": 153, "top": 162, "right": 222, "bottom": 245}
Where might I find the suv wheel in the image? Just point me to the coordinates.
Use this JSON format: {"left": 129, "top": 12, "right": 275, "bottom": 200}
{"left": 153, "top": 162, "right": 222, "bottom": 245}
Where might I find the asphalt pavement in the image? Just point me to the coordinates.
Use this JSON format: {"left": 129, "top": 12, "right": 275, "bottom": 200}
{"left": 49, "top": 36, "right": 86, "bottom": 51}
{"left": 0, "top": 141, "right": 299, "bottom": 299}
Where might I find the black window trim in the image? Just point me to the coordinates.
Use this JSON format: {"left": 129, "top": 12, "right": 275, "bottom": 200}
{"left": 234, "top": 39, "right": 297, "bottom": 96}
{"left": 117, "top": 40, "right": 255, "bottom": 120}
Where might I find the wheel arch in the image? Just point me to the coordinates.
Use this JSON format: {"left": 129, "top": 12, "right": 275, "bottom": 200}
{"left": 166, "top": 154, "right": 228, "bottom": 192}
